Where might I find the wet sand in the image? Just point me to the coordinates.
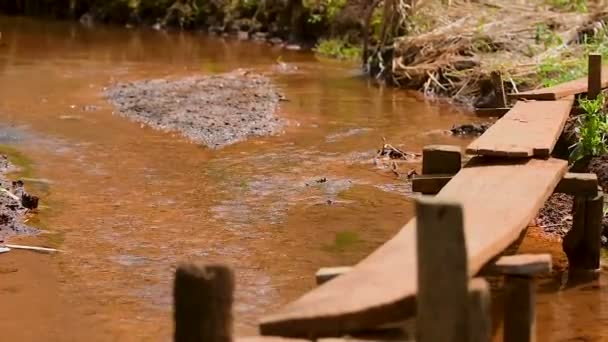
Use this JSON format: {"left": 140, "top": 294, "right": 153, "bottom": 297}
{"left": 106, "top": 72, "right": 283, "bottom": 148}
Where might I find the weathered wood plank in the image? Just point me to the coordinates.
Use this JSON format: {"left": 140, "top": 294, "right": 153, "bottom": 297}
{"left": 259, "top": 158, "right": 567, "bottom": 337}
{"left": 466, "top": 98, "right": 573, "bottom": 157}
{"left": 316, "top": 267, "right": 353, "bottom": 285}
{"left": 508, "top": 65, "right": 608, "bottom": 100}
{"left": 414, "top": 172, "right": 598, "bottom": 196}
{"left": 474, "top": 107, "right": 510, "bottom": 117}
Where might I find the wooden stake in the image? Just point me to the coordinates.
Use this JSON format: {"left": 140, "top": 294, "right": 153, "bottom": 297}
{"left": 412, "top": 174, "right": 454, "bottom": 195}
{"left": 468, "top": 278, "right": 491, "bottom": 342}
{"left": 588, "top": 53, "right": 602, "bottom": 100}
{"left": 422, "top": 145, "right": 462, "bottom": 175}
{"left": 174, "top": 264, "right": 234, "bottom": 342}
{"left": 504, "top": 275, "right": 535, "bottom": 342}
{"left": 416, "top": 197, "right": 468, "bottom": 342}
{"left": 564, "top": 192, "right": 603, "bottom": 271}
{"left": 491, "top": 71, "right": 508, "bottom": 108}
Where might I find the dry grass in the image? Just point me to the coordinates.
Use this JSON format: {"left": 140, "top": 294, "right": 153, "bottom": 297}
{"left": 387, "top": 0, "right": 608, "bottom": 103}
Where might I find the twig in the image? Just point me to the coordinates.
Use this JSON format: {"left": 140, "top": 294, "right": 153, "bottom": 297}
{"left": 1, "top": 188, "right": 20, "bottom": 202}
{"left": 4, "top": 244, "right": 61, "bottom": 254}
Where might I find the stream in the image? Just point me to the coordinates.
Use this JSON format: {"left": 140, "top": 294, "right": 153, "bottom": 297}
{"left": 1, "top": 15, "right": 605, "bottom": 342}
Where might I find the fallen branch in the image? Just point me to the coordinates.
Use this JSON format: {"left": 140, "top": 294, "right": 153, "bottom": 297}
{"left": 1, "top": 188, "right": 20, "bottom": 202}
{"left": 3, "top": 244, "right": 61, "bottom": 254}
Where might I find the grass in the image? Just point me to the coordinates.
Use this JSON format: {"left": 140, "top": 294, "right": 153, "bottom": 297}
{"left": 546, "top": 0, "right": 587, "bottom": 12}
{"left": 534, "top": 27, "right": 608, "bottom": 87}
{"left": 323, "top": 231, "right": 360, "bottom": 252}
{"left": 314, "top": 39, "right": 362, "bottom": 61}
{"left": 0, "top": 144, "right": 35, "bottom": 179}
{"left": 570, "top": 94, "right": 608, "bottom": 163}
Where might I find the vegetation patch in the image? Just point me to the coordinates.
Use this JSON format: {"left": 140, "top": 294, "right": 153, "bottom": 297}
{"left": 570, "top": 95, "right": 608, "bottom": 163}
{"left": 324, "top": 230, "right": 359, "bottom": 252}
{"left": 314, "top": 38, "right": 361, "bottom": 61}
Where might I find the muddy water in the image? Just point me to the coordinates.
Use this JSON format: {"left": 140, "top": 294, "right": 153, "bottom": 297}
{"left": 0, "top": 15, "right": 591, "bottom": 342}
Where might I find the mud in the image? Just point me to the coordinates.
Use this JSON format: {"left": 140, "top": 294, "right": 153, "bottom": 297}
{"left": 105, "top": 71, "right": 283, "bottom": 148}
{"left": 537, "top": 154, "right": 608, "bottom": 244}
{"left": 0, "top": 155, "right": 37, "bottom": 240}
{"left": 537, "top": 193, "right": 574, "bottom": 238}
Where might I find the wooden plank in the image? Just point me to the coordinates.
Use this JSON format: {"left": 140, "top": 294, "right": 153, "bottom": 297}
{"left": 475, "top": 107, "right": 510, "bottom": 117}
{"left": 416, "top": 198, "right": 469, "bottom": 342}
{"left": 316, "top": 267, "right": 353, "bottom": 285}
{"left": 466, "top": 98, "right": 573, "bottom": 157}
{"left": 259, "top": 158, "right": 567, "bottom": 337}
{"left": 414, "top": 172, "right": 597, "bottom": 196}
{"left": 588, "top": 54, "right": 602, "bottom": 100}
{"left": 508, "top": 65, "right": 608, "bottom": 100}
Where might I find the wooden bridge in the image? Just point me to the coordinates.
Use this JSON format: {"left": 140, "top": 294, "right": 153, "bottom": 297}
{"left": 174, "top": 54, "right": 607, "bottom": 342}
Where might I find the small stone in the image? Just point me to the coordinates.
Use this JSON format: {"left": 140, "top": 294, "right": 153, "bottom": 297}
{"left": 237, "top": 31, "right": 249, "bottom": 40}
{"left": 269, "top": 37, "right": 283, "bottom": 45}
{"left": 253, "top": 32, "right": 268, "bottom": 41}
{"left": 285, "top": 44, "right": 302, "bottom": 51}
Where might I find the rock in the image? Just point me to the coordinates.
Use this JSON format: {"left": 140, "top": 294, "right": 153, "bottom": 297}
{"left": 237, "top": 31, "right": 249, "bottom": 41}
{"left": 79, "top": 13, "right": 95, "bottom": 28}
{"left": 285, "top": 44, "right": 302, "bottom": 51}
{"left": 269, "top": 37, "right": 283, "bottom": 45}
{"left": 253, "top": 32, "right": 269, "bottom": 41}
{"left": 208, "top": 25, "right": 224, "bottom": 35}
{"left": 21, "top": 193, "right": 38, "bottom": 210}
{"left": 450, "top": 123, "right": 490, "bottom": 136}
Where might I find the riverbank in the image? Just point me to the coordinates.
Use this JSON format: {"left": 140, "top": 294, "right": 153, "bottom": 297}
{"left": 373, "top": 1, "right": 608, "bottom": 105}
{"left": 0, "top": 153, "right": 37, "bottom": 241}
{"left": 0, "top": 0, "right": 370, "bottom": 57}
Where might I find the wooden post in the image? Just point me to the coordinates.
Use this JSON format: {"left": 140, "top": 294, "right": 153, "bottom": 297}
{"left": 588, "top": 53, "right": 602, "bottom": 100}
{"left": 412, "top": 174, "right": 453, "bottom": 195}
{"left": 422, "top": 145, "right": 462, "bottom": 175}
{"left": 564, "top": 192, "right": 603, "bottom": 271}
{"left": 504, "top": 275, "right": 535, "bottom": 342}
{"left": 554, "top": 173, "right": 598, "bottom": 196}
{"left": 416, "top": 197, "right": 469, "bottom": 342}
{"left": 488, "top": 254, "right": 551, "bottom": 342}
{"left": 174, "top": 264, "right": 234, "bottom": 342}
{"left": 468, "top": 278, "right": 491, "bottom": 342}
{"left": 491, "top": 71, "right": 508, "bottom": 108}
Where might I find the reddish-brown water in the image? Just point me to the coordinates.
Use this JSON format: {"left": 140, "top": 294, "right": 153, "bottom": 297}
{"left": 0, "top": 15, "right": 603, "bottom": 342}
